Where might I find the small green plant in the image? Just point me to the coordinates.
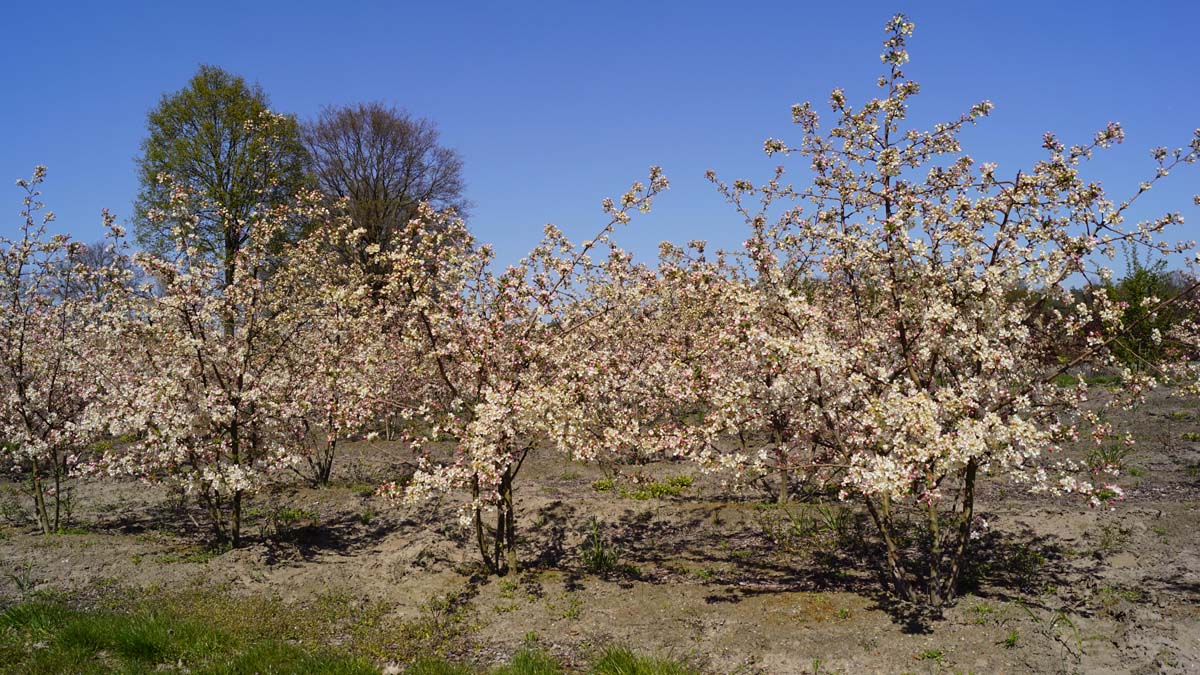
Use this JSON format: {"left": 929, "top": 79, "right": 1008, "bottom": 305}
{"left": 591, "top": 478, "right": 617, "bottom": 493}
{"left": 256, "top": 505, "right": 319, "bottom": 541}
{"left": 1086, "top": 443, "right": 1135, "bottom": 475}
{"left": 625, "top": 475, "right": 694, "bottom": 500}
{"left": 970, "top": 603, "right": 996, "bottom": 625}
{"left": 5, "top": 561, "right": 38, "bottom": 595}
{"left": 1093, "top": 523, "right": 1130, "bottom": 556}
{"left": 1001, "top": 629, "right": 1020, "bottom": 648}
{"left": 550, "top": 591, "right": 583, "bottom": 620}
{"left": 916, "top": 648, "right": 944, "bottom": 662}
{"left": 1181, "top": 432, "right": 1200, "bottom": 442}
{"left": 579, "top": 520, "right": 629, "bottom": 577}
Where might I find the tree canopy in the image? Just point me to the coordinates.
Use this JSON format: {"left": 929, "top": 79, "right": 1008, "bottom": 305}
{"left": 134, "top": 65, "right": 309, "bottom": 283}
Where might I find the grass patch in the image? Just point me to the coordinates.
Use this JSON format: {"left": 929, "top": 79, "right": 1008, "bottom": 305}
{"left": 2, "top": 580, "right": 475, "bottom": 672}
{"left": 591, "top": 478, "right": 617, "bottom": 493}
{"left": 0, "top": 600, "right": 375, "bottom": 674}
{"left": 625, "top": 476, "right": 693, "bottom": 500}
{"left": 591, "top": 475, "right": 694, "bottom": 500}
{"left": 0, "top": 583, "right": 696, "bottom": 674}
{"left": 490, "top": 646, "right": 564, "bottom": 675}
{"left": 404, "top": 645, "right": 698, "bottom": 674}
{"left": 590, "top": 646, "right": 700, "bottom": 675}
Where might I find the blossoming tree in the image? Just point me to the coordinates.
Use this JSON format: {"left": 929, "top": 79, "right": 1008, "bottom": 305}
{"left": 376, "top": 170, "right": 668, "bottom": 574}
{"left": 684, "top": 14, "right": 1200, "bottom": 607}
{"left": 94, "top": 176, "right": 332, "bottom": 546}
{"left": 0, "top": 168, "right": 124, "bottom": 533}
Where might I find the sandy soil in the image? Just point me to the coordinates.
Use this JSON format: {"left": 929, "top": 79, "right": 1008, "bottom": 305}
{"left": 2, "top": 387, "right": 1199, "bottom": 674}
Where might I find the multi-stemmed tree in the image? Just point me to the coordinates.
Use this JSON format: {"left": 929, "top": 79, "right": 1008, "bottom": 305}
{"left": 95, "top": 174, "right": 329, "bottom": 546}
{"left": 376, "top": 170, "right": 668, "bottom": 575}
{"left": 669, "top": 15, "right": 1198, "bottom": 607}
{"left": 0, "top": 168, "right": 125, "bottom": 533}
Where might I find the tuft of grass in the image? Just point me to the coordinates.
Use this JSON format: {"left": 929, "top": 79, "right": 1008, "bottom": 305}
{"left": 157, "top": 543, "right": 228, "bottom": 564}
{"left": 579, "top": 519, "right": 633, "bottom": 578}
{"left": 590, "top": 646, "right": 700, "bottom": 675}
{"left": 916, "top": 648, "right": 944, "bottom": 661}
{"left": 406, "top": 658, "right": 474, "bottom": 675}
{"left": 592, "top": 475, "right": 694, "bottom": 500}
{"left": 491, "top": 646, "right": 564, "bottom": 675}
{"left": 1086, "top": 444, "right": 1136, "bottom": 476}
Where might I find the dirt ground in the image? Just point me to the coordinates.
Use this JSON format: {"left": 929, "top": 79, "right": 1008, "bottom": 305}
{"left": 2, "top": 387, "right": 1199, "bottom": 674}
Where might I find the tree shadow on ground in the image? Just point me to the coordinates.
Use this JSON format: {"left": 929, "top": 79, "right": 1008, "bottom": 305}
{"left": 519, "top": 497, "right": 1092, "bottom": 633}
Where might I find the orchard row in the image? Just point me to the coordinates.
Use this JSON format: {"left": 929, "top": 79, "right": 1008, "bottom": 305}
{"left": 4, "top": 16, "right": 1198, "bottom": 609}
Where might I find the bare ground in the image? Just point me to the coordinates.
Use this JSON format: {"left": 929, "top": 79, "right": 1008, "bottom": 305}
{"left": 2, "top": 387, "right": 1199, "bottom": 674}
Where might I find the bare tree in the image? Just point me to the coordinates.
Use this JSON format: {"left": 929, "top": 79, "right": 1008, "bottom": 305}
{"left": 304, "top": 103, "right": 467, "bottom": 275}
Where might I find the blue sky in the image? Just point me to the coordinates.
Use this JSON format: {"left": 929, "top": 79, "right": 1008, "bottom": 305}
{"left": 3, "top": 1, "right": 1198, "bottom": 268}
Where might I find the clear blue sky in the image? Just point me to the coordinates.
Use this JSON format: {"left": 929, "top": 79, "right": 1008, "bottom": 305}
{"left": 3, "top": 0, "right": 1198, "bottom": 268}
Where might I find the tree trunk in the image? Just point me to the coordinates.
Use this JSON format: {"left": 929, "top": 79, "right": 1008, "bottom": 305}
{"left": 30, "top": 464, "right": 49, "bottom": 534}
{"left": 938, "top": 459, "right": 978, "bottom": 604}
{"left": 865, "top": 496, "right": 914, "bottom": 602}
{"left": 231, "top": 489, "right": 242, "bottom": 548}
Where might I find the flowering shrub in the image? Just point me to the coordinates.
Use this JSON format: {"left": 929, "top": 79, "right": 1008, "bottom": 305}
{"left": 92, "top": 176, "right": 331, "bottom": 546}
{"left": 0, "top": 168, "right": 123, "bottom": 533}
{"left": 274, "top": 221, "right": 392, "bottom": 486}
{"left": 689, "top": 15, "right": 1198, "bottom": 606}
{"left": 564, "top": 14, "right": 1199, "bottom": 607}
{"left": 375, "top": 171, "right": 667, "bottom": 574}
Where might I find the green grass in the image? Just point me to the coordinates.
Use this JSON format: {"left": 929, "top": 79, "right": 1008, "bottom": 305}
{"left": 590, "top": 647, "right": 700, "bottom": 675}
{"left": 624, "top": 476, "right": 694, "bottom": 500}
{"left": 0, "top": 580, "right": 476, "bottom": 672}
{"left": 915, "top": 648, "right": 944, "bottom": 662}
{"left": 590, "top": 476, "right": 694, "bottom": 500}
{"left": 0, "top": 601, "right": 375, "bottom": 674}
{"left": 490, "top": 646, "right": 565, "bottom": 674}
{"left": 397, "top": 645, "right": 698, "bottom": 675}
{"left": 0, "top": 588, "right": 698, "bottom": 675}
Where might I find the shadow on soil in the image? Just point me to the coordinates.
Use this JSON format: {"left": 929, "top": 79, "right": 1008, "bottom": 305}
{"left": 513, "top": 497, "right": 1091, "bottom": 633}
